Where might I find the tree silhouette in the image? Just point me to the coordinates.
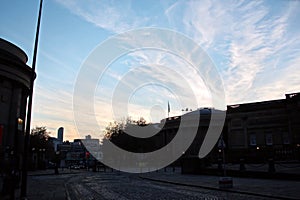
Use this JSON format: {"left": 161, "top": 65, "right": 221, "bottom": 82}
{"left": 29, "top": 126, "right": 54, "bottom": 169}
{"left": 103, "top": 117, "right": 163, "bottom": 153}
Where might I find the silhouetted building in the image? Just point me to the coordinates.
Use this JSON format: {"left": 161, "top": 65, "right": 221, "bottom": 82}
{"left": 158, "top": 108, "right": 226, "bottom": 173}
{"left": 48, "top": 137, "right": 61, "bottom": 152}
{"left": 65, "top": 140, "right": 85, "bottom": 165}
{"left": 227, "top": 92, "right": 300, "bottom": 162}
{"left": 105, "top": 108, "right": 225, "bottom": 173}
{"left": 54, "top": 136, "right": 101, "bottom": 168}
{"left": 57, "top": 127, "right": 64, "bottom": 142}
{"left": 82, "top": 135, "right": 101, "bottom": 161}
{"left": 85, "top": 135, "right": 91, "bottom": 140}
{"left": 0, "top": 38, "right": 32, "bottom": 149}
{"left": 0, "top": 38, "right": 33, "bottom": 192}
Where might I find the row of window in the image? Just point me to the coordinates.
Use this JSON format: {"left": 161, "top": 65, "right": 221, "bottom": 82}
{"left": 249, "top": 133, "right": 290, "bottom": 146}
{"left": 230, "top": 116, "right": 287, "bottom": 128}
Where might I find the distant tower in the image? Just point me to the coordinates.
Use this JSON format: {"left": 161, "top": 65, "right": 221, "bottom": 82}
{"left": 85, "top": 135, "right": 91, "bottom": 140}
{"left": 57, "top": 127, "right": 64, "bottom": 142}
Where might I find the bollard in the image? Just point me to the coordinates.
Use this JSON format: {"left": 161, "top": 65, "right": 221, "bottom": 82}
{"left": 218, "top": 158, "right": 223, "bottom": 171}
{"left": 239, "top": 158, "right": 246, "bottom": 171}
{"left": 54, "top": 164, "right": 59, "bottom": 174}
{"left": 268, "top": 158, "right": 275, "bottom": 173}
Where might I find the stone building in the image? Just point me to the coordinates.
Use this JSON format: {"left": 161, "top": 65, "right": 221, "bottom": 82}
{"left": 0, "top": 38, "right": 32, "bottom": 172}
{"left": 227, "top": 93, "right": 300, "bottom": 162}
{"left": 158, "top": 108, "right": 226, "bottom": 173}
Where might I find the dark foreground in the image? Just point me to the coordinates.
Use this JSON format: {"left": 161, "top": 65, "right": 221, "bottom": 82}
{"left": 2, "top": 168, "right": 300, "bottom": 200}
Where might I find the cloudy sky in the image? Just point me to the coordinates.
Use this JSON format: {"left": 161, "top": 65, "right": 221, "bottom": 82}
{"left": 1, "top": 0, "right": 300, "bottom": 141}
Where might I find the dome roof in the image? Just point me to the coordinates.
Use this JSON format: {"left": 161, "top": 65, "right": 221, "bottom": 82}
{"left": 0, "top": 38, "right": 28, "bottom": 63}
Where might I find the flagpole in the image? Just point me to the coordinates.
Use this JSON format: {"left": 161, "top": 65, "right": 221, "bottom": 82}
{"left": 168, "top": 101, "right": 170, "bottom": 118}
{"left": 21, "top": 0, "right": 43, "bottom": 198}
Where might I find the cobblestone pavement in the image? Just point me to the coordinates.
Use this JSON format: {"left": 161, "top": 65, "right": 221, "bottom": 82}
{"left": 141, "top": 170, "right": 300, "bottom": 200}
{"left": 65, "top": 172, "right": 278, "bottom": 200}
{"left": 3, "top": 168, "right": 298, "bottom": 200}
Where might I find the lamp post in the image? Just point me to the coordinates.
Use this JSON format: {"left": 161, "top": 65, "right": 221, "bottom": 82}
{"left": 42, "top": 148, "right": 46, "bottom": 168}
{"left": 20, "top": 0, "right": 43, "bottom": 198}
{"left": 218, "top": 133, "right": 233, "bottom": 189}
{"left": 217, "top": 134, "right": 226, "bottom": 174}
{"left": 31, "top": 148, "right": 37, "bottom": 170}
{"left": 55, "top": 151, "right": 60, "bottom": 174}
{"left": 221, "top": 134, "right": 226, "bottom": 176}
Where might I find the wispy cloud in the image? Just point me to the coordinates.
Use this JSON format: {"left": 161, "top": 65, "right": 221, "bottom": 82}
{"left": 55, "top": 0, "right": 149, "bottom": 33}
{"left": 32, "top": 84, "right": 77, "bottom": 139}
{"left": 166, "top": 0, "right": 300, "bottom": 104}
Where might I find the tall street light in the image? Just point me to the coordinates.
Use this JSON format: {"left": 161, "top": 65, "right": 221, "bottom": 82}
{"left": 20, "top": 0, "right": 43, "bottom": 198}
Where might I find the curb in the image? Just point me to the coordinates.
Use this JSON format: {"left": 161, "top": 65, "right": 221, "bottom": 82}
{"left": 139, "top": 176, "right": 298, "bottom": 200}
{"left": 65, "top": 183, "right": 71, "bottom": 200}
{"left": 198, "top": 168, "right": 300, "bottom": 181}
{"left": 28, "top": 171, "right": 81, "bottom": 176}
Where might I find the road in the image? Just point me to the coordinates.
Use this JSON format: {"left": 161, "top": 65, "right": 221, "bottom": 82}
{"left": 65, "top": 172, "right": 275, "bottom": 200}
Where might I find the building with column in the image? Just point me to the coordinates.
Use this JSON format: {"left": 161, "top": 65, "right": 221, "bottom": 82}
{"left": 158, "top": 108, "right": 226, "bottom": 173}
{"left": 226, "top": 92, "right": 300, "bottom": 162}
{"left": 0, "top": 38, "right": 33, "bottom": 177}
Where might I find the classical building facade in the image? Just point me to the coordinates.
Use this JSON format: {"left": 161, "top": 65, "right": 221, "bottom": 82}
{"left": 157, "top": 108, "right": 226, "bottom": 173}
{"left": 227, "top": 93, "right": 300, "bottom": 162}
{"left": 0, "top": 38, "right": 32, "bottom": 172}
{"left": 154, "top": 93, "right": 300, "bottom": 167}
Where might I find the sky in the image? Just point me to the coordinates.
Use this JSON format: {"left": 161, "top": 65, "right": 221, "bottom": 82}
{"left": 1, "top": 0, "right": 300, "bottom": 141}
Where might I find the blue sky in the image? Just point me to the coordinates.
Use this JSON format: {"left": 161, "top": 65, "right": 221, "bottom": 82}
{"left": 1, "top": 0, "right": 300, "bottom": 140}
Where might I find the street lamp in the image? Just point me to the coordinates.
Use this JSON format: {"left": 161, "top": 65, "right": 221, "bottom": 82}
{"left": 55, "top": 151, "right": 60, "bottom": 174}
{"left": 17, "top": 118, "right": 23, "bottom": 131}
{"left": 218, "top": 133, "right": 233, "bottom": 189}
{"left": 20, "top": 0, "right": 43, "bottom": 198}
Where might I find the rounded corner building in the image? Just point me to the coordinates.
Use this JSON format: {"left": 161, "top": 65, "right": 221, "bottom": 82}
{"left": 0, "top": 38, "right": 33, "bottom": 173}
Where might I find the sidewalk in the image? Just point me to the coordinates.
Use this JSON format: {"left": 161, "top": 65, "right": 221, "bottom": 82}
{"left": 140, "top": 170, "right": 300, "bottom": 200}
{"left": 28, "top": 168, "right": 82, "bottom": 176}
{"left": 209, "top": 162, "right": 300, "bottom": 175}
{"left": 1, "top": 168, "right": 82, "bottom": 200}
{"left": 24, "top": 169, "right": 82, "bottom": 200}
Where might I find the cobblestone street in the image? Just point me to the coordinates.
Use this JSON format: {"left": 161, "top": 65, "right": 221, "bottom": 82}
{"left": 6, "top": 169, "right": 299, "bottom": 200}
{"left": 65, "top": 172, "right": 281, "bottom": 200}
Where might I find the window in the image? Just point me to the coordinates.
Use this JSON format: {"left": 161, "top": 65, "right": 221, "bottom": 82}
{"left": 249, "top": 134, "right": 257, "bottom": 146}
{"left": 231, "top": 119, "right": 242, "bottom": 127}
{"left": 282, "top": 134, "right": 290, "bottom": 144}
{"left": 265, "top": 133, "right": 273, "bottom": 145}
